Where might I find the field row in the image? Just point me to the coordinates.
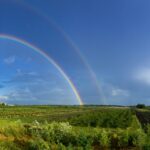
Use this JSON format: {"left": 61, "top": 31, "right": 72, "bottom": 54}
{"left": 0, "top": 106, "right": 133, "bottom": 128}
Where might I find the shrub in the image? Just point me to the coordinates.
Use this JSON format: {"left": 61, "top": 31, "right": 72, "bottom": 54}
{"left": 27, "top": 138, "right": 50, "bottom": 150}
{"left": 127, "top": 128, "right": 146, "bottom": 147}
{"left": 117, "top": 130, "right": 129, "bottom": 147}
{"left": 0, "top": 141, "right": 20, "bottom": 150}
{"left": 99, "top": 129, "right": 110, "bottom": 147}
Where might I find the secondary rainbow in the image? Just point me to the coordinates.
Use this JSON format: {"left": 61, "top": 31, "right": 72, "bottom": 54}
{"left": 0, "top": 34, "right": 83, "bottom": 105}
{"left": 13, "top": 0, "right": 106, "bottom": 104}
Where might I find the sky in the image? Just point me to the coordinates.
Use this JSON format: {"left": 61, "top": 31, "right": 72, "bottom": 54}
{"left": 0, "top": 0, "right": 150, "bottom": 105}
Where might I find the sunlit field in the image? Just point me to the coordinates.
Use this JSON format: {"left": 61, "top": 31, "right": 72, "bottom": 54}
{"left": 0, "top": 105, "right": 149, "bottom": 149}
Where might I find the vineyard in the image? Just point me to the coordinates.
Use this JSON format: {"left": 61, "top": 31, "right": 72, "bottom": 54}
{"left": 0, "top": 106, "right": 149, "bottom": 149}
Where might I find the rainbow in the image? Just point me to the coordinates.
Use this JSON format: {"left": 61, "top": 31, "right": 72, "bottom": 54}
{"left": 12, "top": 0, "right": 106, "bottom": 104}
{"left": 0, "top": 34, "right": 83, "bottom": 105}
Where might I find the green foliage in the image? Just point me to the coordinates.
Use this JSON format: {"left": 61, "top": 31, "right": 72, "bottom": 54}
{"left": 69, "top": 108, "right": 132, "bottom": 128}
{"left": 27, "top": 138, "right": 50, "bottom": 150}
{"left": 130, "top": 115, "right": 142, "bottom": 129}
{"left": 0, "top": 141, "right": 20, "bottom": 150}
{"left": 0, "top": 106, "right": 149, "bottom": 149}
{"left": 99, "top": 129, "right": 110, "bottom": 147}
{"left": 147, "top": 124, "right": 150, "bottom": 136}
{"left": 136, "top": 104, "right": 146, "bottom": 109}
{"left": 0, "top": 120, "right": 149, "bottom": 149}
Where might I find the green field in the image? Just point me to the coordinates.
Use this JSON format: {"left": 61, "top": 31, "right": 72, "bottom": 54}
{"left": 0, "top": 105, "right": 149, "bottom": 150}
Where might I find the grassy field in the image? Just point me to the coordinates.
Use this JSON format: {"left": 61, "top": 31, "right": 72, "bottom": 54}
{"left": 0, "top": 105, "right": 149, "bottom": 149}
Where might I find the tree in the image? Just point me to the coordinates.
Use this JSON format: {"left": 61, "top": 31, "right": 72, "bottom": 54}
{"left": 136, "top": 104, "right": 146, "bottom": 109}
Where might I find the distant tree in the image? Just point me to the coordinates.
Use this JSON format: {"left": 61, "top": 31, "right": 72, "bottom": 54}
{"left": 0, "top": 102, "right": 7, "bottom": 107}
{"left": 136, "top": 104, "right": 146, "bottom": 109}
{"left": 1, "top": 103, "right": 5, "bottom": 106}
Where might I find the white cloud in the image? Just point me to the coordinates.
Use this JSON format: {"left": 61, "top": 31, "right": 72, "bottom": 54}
{"left": 7, "top": 88, "right": 37, "bottom": 101}
{"left": 50, "top": 88, "right": 64, "bottom": 94}
{"left": 16, "top": 69, "right": 38, "bottom": 76}
{"left": 4, "top": 56, "right": 16, "bottom": 64}
{"left": 0, "top": 96, "right": 8, "bottom": 101}
{"left": 112, "top": 88, "right": 129, "bottom": 97}
{"left": 27, "top": 72, "right": 38, "bottom": 76}
{"left": 135, "top": 68, "right": 150, "bottom": 85}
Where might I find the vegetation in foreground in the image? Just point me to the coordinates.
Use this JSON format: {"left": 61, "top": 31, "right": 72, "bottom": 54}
{"left": 0, "top": 105, "right": 149, "bottom": 149}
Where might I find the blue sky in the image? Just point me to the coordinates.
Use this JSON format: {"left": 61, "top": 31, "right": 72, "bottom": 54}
{"left": 0, "top": 39, "right": 78, "bottom": 105}
{"left": 0, "top": 0, "right": 150, "bottom": 105}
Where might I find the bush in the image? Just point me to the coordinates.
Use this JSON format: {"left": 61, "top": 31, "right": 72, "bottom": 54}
{"left": 100, "top": 129, "right": 110, "bottom": 147}
{"left": 0, "top": 141, "right": 20, "bottom": 150}
{"left": 27, "top": 138, "right": 50, "bottom": 150}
